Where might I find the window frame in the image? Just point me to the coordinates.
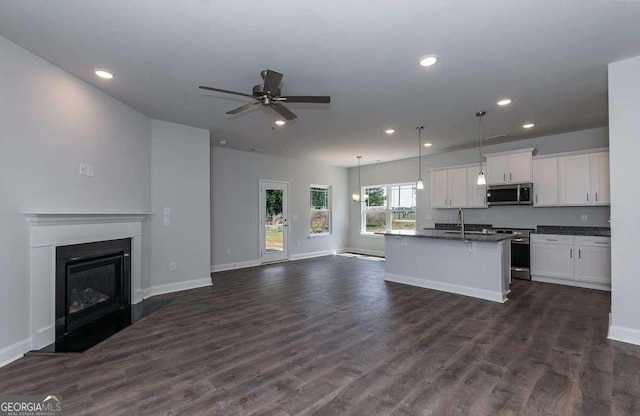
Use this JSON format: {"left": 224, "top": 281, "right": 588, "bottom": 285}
{"left": 360, "top": 182, "right": 417, "bottom": 235}
{"left": 309, "top": 184, "right": 332, "bottom": 236}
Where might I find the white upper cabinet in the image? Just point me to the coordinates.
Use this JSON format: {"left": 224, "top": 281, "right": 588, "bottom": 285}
{"left": 557, "top": 151, "right": 609, "bottom": 206}
{"left": 448, "top": 168, "right": 468, "bottom": 208}
{"left": 467, "top": 165, "right": 487, "bottom": 208}
{"left": 559, "top": 154, "right": 591, "bottom": 205}
{"left": 431, "top": 170, "right": 449, "bottom": 208}
{"left": 485, "top": 149, "right": 534, "bottom": 185}
{"left": 486, "top": 155, "right": 508, "bottom": 184}
{"left": 533, "top": 158, "right": 558, "bottom": 206}
{"left": 430, "top": 166, "right": 475, "bottom": 208}
{"left": 507, "top": 152, "right": 533, "bottom": 183}
{"left": 590, "top": 152, "right": 610, "bottom": 205}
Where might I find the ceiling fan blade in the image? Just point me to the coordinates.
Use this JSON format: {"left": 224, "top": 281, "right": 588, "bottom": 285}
{"left": 199, "top": 85, "right": 255, "bottom": 99}
{"left": 226, "top": 101, "right": 259, "bottom": 115}
{"left": 272, "top": 103, "right": 297, "bottom": 121}
{"left": 278, "top": 96, "right": 331, "bottom": 104}
{"left": 262, "top": 70, "right": 283, "bottom": 95}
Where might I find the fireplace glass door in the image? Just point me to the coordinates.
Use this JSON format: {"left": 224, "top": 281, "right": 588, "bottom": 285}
{"left": 66, "top": 254, "right": 123, "bottom": 332}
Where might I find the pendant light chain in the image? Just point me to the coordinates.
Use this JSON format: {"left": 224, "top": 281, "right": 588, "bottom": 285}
{"left": 416, "top": 126, "right": 424, "bottom": 190}
{"left": 476, "top": 111, "right": 487, "bottom": 185}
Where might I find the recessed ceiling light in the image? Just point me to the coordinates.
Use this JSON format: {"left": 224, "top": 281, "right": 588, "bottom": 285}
{"left": 497, "top": 98, "right": 512, "bottom": 106}
{"left": 275, "top": 120, "right": 286, "bottom": 126}
{"left": 523, "top": 123, "right": 535, "bottom": 129}
{"left": 94, "top": 70, "right": 114, "bottom": 79}
{"left": 423, "top": 142, "right": 433, "bottom": 147}
{"left": 385, "top": 129, "right": 395, "bottom": 135}
{"left": 419, "top": 54, "right": 439, "bottom": 67}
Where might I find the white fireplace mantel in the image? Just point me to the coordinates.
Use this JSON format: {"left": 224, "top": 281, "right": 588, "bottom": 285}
{"left": 23, "top": 212, "right": 150, "bottom": 349}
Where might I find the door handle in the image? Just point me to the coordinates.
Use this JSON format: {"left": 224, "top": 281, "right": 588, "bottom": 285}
{"left": 570, "top": 249, "right": 573, "bottom": 258}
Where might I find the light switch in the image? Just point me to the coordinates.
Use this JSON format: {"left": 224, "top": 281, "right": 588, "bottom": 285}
{"left": 163, "top": 207, "right": 171, "bottom": 216}
{"left": 87, "top": 164, "right": 94, "bottom": 177}
{"left": 163, "top": 216, "right": 170, "bottom": 225}
{"left": 291, "top": 214, "right": 298, "bottom": 221}
{"left": 581, "top": 215, "right": 588, "bottom": 222}
{"left": 79, "top": 164, "right": 87, "bottom": 175}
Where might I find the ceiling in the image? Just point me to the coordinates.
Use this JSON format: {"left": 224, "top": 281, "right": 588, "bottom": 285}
{"left": 1, "top": 1, "right": 639, "bottom": 167}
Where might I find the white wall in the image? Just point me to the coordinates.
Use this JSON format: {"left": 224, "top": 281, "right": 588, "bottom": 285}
{"left": 348, "top": 127, "right": 610, "bottom": 254}
{"left": 149, "top": 120, "right": 211, "bottom": 292}
{"left": 211, "top": 146, "right": 349, "bottom": 268}
{"left": 0, "top": 36, "right": 151, "bottom": 357}
{"left": 608, "top": 55, "right": 640, "bottom": 345}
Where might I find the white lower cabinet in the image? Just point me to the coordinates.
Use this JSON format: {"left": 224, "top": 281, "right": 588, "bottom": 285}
{"left": 531, "top": 234, "right": 611, "bottom": 290}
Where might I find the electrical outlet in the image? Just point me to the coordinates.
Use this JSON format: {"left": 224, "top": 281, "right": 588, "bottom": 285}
{"left": 297, "top": 241, "right": 301, "bottom": 248}
{"left": 291, "top": 214, "right": 298, "bottom": 221}
{"left": 79, "top": 164, "right": 87, "bottom": 175}
{"left": 226, "top": 248, "right": 231, "bottom": 256}
{"left": 86, "top": 164, "right": 94, "bottom": 177}
{"left": 169, "top": 262, "right": 177, "bottom": 271}
{"left": 163, "top": 216, "right": 170, "bottom": 225}
{"left": 425, "top": 213, "right": 432, "bottom": 220}
{"left": 163, "top": 207, "right": 171, "bottom": 216}
{"left": 481, "top": 214, "right": 487, "bottom": 221}
{"left": 581, "top": 214, "right": 588, "bottom": 222}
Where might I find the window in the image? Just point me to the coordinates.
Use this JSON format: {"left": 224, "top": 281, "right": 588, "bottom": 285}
{"left": 310, "top": 185, "right": 331, "bottom": 235}
{"left": 362, "top": 183, "right": 416, "bottom": 234}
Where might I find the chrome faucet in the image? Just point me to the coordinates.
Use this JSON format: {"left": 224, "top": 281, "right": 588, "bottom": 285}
{"left": 458, "top": 208, "right": 465, "bottom": 237}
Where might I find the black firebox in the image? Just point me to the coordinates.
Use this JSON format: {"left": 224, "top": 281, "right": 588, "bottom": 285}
{"left": 55, "top": 239, "right": 131, "bottom": 339}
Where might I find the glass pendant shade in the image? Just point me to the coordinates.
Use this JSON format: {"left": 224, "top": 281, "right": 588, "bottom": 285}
{"left": 477, "top": 172, "right": 486, "bottom": 185}
{"left": 352, "top": 193, "right": 361, "bottom": 202}
{"left": 417, "top": 179, "right": 424, "bottom": 190}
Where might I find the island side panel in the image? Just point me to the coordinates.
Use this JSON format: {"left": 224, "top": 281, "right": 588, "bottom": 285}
{"left": 383, "top": 235, "right": 509, "bottom": 303}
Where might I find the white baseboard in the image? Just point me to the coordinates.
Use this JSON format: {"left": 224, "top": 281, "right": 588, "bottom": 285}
{"left": 384, "top": 272, "right": 505, "bottom": 303}
{"left": 609, "top": 324, "right": 640, "bottom": 346}
{"left": 289, "top": 250, "right": 337, "bottom": 261}
{"left": 532, "top": 275, "right": 611, "bottom": 291}
{"left": 342, "top": 247, "right": 385, "bottom": 258}
{"left": 211, "top": 259, "right": 261, "bottom": 273}
{"left": 0, "top": 337, "right": 32, "bottom": 368}
{"left": 144, "top": 277, "right": 212, "bottom": 298}
{"left": 34, "top": 325, "right": 54, "bottom": 350}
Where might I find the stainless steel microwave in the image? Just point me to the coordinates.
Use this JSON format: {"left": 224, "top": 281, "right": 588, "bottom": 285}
{"left": 486, "top": 183, "right": 533, "bottom": 206}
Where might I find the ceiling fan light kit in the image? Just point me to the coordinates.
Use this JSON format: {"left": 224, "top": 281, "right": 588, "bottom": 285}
{"left": 199, "top": 69, "right": 330, "bottom": 121}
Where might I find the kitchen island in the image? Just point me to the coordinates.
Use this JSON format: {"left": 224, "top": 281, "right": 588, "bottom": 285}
{"left": 377, "top": 230, "right": 513, "bottom": 303}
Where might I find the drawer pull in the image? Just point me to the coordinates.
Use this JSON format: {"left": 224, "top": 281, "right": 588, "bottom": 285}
{"left": 570, "top": 249, "right": 573, "bottom": 258}
{"left": 545, "top": 239, "right": 558, "bottom": 242}
{"left": 594, "top": 241, "right": 609, "bottom": 245}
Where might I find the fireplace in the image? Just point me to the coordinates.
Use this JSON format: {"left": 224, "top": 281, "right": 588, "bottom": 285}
{"left": 55, "top": 239, "right": 131, "bottom": 339}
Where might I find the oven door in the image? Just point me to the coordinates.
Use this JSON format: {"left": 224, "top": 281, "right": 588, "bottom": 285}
{"left": 486, "top": 185, "right": 519, "bottom": 206}
{"left": 511, "top": 238, "right": 531, "bottom": 280}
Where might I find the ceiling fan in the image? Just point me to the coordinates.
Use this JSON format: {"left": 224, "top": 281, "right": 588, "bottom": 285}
{"left": 199, "top": 69, "right": 330, "bottom": 121}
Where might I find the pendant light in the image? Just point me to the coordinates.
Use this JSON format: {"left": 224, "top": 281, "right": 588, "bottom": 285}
{"left": 416, "top": 126, "right": 425, "bottom": 190}
{"left": 353, "top": 156, "right": 363, "bottom": 203}
{"left": 476, "top": 111, "right": 487, "bottom": 185}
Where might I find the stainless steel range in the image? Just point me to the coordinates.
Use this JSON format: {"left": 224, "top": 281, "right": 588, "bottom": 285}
{"left": 492, "top": 227, "right": 534, "bottom": 280}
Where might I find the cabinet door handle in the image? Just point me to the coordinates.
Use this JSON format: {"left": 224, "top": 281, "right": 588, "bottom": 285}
{"left": 579, "top": 249, "right": 581, "bottom": 259}
{"left": 596, "top": 192, "right": 598, "bottom": 202}
{"left": 510, "top": 173, "right": 512, "bottom": 181}
{"left": 503, "top": 173, "right": 506, "bottom": 182}
{"left": 570, "top": 249, "right": 573, "bottom": 258}
{"left": 535, "top": 195, "right": 538, "bottom": 204}
{"left": 587, "top": 193, "right": 589, "bottom": 202}
{"left": 546, "top": 239, "right": 558, "bottom": 241}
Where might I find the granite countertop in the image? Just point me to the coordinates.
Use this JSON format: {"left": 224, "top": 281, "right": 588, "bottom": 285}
{"left": 375, "top": 229, "right": 514, "bottom": 242}
{"left": 535, "top": 226, "right": 611, "bottom": 237}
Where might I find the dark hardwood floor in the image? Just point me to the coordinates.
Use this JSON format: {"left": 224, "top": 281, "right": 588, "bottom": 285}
{"left": 1, "top": 255, "right": 639, "bottom": 415}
